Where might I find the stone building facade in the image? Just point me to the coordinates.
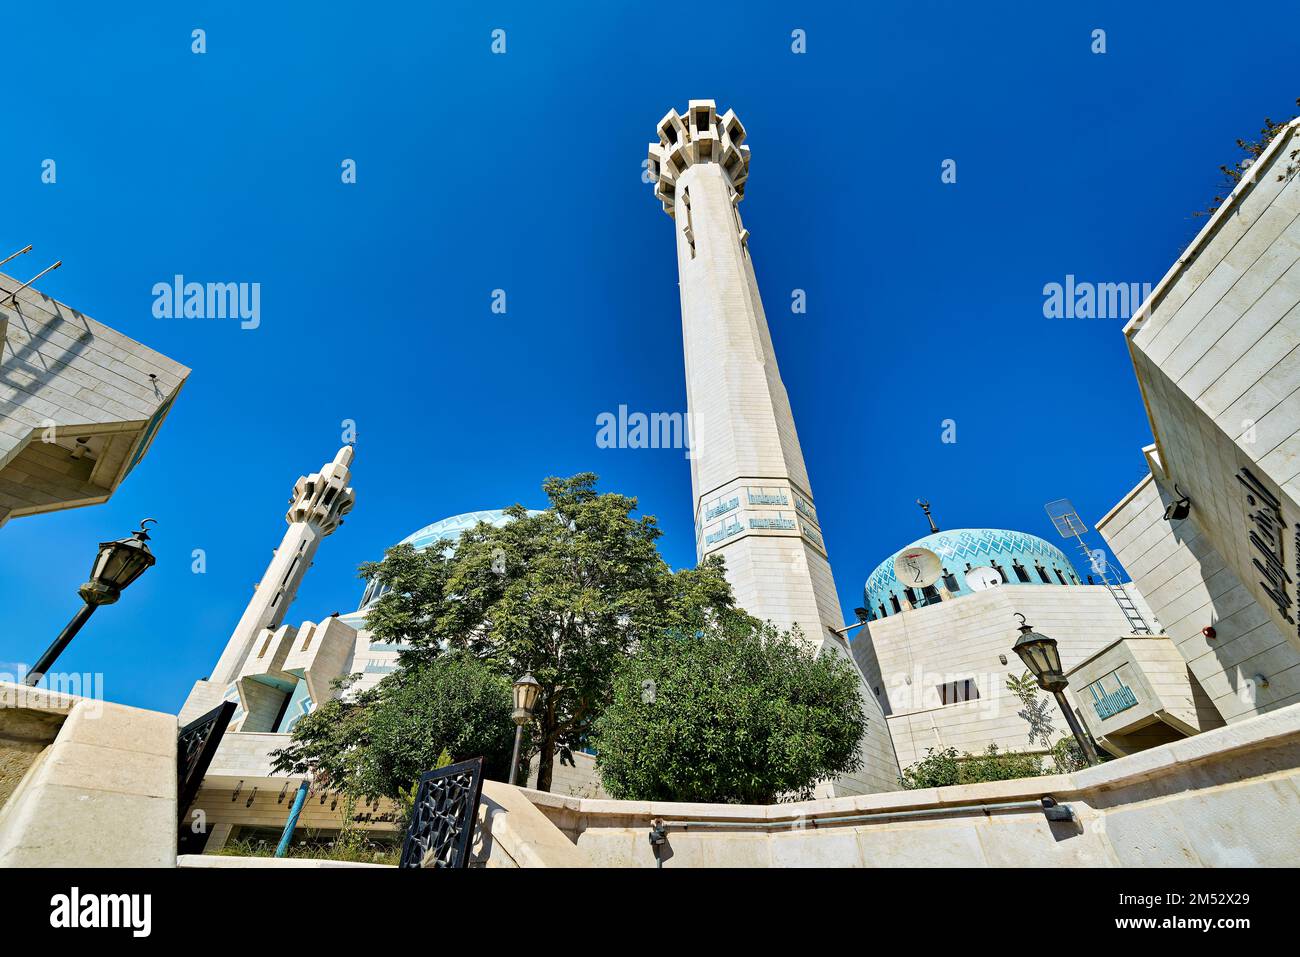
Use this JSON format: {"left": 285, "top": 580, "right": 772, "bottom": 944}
{"left": 1096, "top": 118, "right": 1300, "bottom": 732}
{"left": 0, "top": 269, "right": 188, "bottom": 527}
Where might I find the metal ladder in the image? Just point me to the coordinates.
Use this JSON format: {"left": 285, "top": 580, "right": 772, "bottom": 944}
{"left": 1105, "top": 581, "right": 1151, "bottom": 635}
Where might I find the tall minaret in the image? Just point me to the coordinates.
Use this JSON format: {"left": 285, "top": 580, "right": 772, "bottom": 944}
{"left": 647, "top": 101, "right": 899, "bottom": 795}
{"left": 207, "top": 446, "right": 356, "bottom": 686}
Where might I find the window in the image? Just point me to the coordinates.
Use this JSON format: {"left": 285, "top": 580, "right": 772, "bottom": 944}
{"left": 1036, "top": 564, "right": 1052, "bottom": 583}
{"left": 890, "top": 595, "right": 902, "bottom": 614}
{"left": 991, "top": 561, "right": 1008, "bottom": 583}
{"left": 1012, "top": 561, "right": 1031, "bottom": 583}
{"left": 903, "top": 587, "right": 917, "bottom": 605}
{"left": 878, "top": 602, "right": 888, "bottom": 619}
{"left": 681, "top": 187, "right": 696, "bottom": 259}
{"left": 942, "top": 570, "right": 960, "bottom": 592}
{"left": 937, "top": 679, "right": 979, "bottom": 705}
{"left": 1054, "top": 568, "right": 1068, "bottom": 585}
{"left": 920, "top": 585, "right": 941, "bottom": 606}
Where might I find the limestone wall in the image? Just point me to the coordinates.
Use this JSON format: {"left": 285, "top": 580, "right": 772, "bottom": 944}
{"left": 0, "top": 681, "right": 178, "bottom": 867}
{"left": 0, "top": 272, "right": 189, "bottom": 526}
{"left": 1120, "top": 117, "right": 1300, "bottom": 661}
{"left": 855, "top": 584, "right": 1159, "bottom": 768}
{"left": 1100, "top": 469, "right": 1300, "bottom": 720}
{"left": 489, "top": 701, "right": 1300, "bottom": 868}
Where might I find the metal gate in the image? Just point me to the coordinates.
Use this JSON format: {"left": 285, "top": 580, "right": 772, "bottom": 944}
{"left": 399, "top": 757, "right": 486, "bottom": 868}
{"left": 176, "top": 701, "right": 236, "bottom": 855}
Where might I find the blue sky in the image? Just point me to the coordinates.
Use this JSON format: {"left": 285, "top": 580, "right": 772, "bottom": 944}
{"left": 1, "top": 2, "right": 1297, "bottom": 713}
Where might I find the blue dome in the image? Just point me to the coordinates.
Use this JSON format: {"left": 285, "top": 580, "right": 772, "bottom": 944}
{"left": 397, "top": 509, "right": 528, "bottom": 551}
{"left": 864, "top": 528, "right": 1080, "bottom": 619}
{"left": 357, "top": 508, "right": 539, "bottom": 610}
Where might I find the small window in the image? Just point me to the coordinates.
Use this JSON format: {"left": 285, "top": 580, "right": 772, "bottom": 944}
{"left": 903, "top": 587, "right": 918, "bottom": 605}
{"left": 1036, "top": 565, "right": 1052, "bottom": 584}
{"left": 878, "top": 602, "right": 888, "bottom": 619}
{"left": 1012, "top": 561, "right": 1031, "bottom": 583}
{"left": 1054, "top": 568, "right": 1068, "bottom": 585}
{"left": 890, "top": 595, "right": 902, "bottom": 614}
{"left": 991, "top": 562, "right": 1008, "bottom": 583}
{"left": 937, "top": 679, "right": 979, "bottom": 705}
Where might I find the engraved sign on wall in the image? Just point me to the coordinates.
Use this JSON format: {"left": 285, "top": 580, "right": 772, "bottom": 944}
{"left": 1237, "top": 467, "right": 1297, "bottom": 630}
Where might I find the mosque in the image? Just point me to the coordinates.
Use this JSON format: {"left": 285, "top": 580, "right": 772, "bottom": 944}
{"left": 169, "top": 105, "right": 1300, "bottom": 852}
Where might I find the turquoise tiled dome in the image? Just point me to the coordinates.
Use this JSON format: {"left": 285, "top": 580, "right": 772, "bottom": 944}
{"left": 864, "top": 528, "right": 1079, "bottom": 620}
{"left": 357, "top": 508, "right": 538, "bottom": 610}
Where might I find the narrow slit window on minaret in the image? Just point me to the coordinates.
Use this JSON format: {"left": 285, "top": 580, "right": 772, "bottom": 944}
{"left": 682, "top": 187, "right": 696, "bottom": 259}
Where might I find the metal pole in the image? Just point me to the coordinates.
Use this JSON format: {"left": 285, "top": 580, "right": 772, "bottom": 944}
{"left": 1053, "top": 690, "right": 1100, "bottom": 766}
{"left": 25, "top": 602, "right": 97, "bottom": 686}
{"left": 274, "top": 780, "right": 310, "bottom": 858}
{"left": 507, "top": 724, "right": 524, "bottom": 786}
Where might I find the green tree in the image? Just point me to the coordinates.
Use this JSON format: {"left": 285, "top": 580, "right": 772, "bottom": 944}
{"left": 591, "top": 618, "right": 868, "bottom": 804}
{"left": 357, "top": 473, "right": 743, "bottom": 791}
{"left": 269, "top": 651, "right": 514, "bottom": 801}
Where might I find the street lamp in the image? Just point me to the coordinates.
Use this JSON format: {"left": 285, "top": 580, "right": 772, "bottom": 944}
{"left": 24, "top": 519, "right": 158, "bottom": 686}
{"left": 507, "top": 672, "right": 541, "bottom": 787}
{"left": 1011, "top": 613, "right": 1100, "bottom": 766}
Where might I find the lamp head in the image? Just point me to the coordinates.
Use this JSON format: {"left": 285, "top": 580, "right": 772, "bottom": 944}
{"left": 1012, "top": 613, "right": 1067, "bottom": 692}
{"left": 80, "top": 519, "right": 157, "bottom": 606}
{"left": 512, "top": 672, "right": 541, "bottom": 725}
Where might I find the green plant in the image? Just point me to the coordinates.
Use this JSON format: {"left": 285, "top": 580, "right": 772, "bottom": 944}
{"left": 1196, "top": 98, "right": 1300, "bottom": 218}
{"left": 900, "top": 745, "right": 1043, "bottom": 790}
{"left": 1006, "top": 671, "right": 1056, "bottom": 750}
{"left": 1049, "top": 735, "right": 1099, "bottom": 773}
{"left": 592, "top": 619, "right": 867, "bottom": 804}
{"left": 270, "top": 651, "right": 515, "bottom": 802}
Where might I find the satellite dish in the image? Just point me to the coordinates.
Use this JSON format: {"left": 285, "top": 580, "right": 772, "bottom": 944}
{"left": 966, "top": 566, "right": 1003, "bottom": 591}
{"left": 894, "top": 546, "right": 942, "bottom": 589}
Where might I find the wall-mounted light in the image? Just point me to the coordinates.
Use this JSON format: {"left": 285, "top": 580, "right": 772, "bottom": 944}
{"left": 1202, "top": 626, "right": 1216, "bottom": 640}
{"left": 1164, "top": 484, "right": 1192, "bottom": 521}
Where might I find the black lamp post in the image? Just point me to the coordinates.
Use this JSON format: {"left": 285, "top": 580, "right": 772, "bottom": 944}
{"left": 25, "top": 519, "right": 158, "bottom": 686}
{"left": 1011, "top": 613, "right": 1100, "bottom": 766}
{"left": 507, "top": 672, "right": 541, "bottom": 787}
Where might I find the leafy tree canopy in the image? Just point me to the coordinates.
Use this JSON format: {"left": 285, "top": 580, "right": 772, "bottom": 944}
{"left": 269, "top": 651, "right": 513, "bottom": 802}
{"left": 355, "top": 473, "right": 744, "bottom": 790}
{"left": 592, "top": 618, "right": 867, "bottom": 804}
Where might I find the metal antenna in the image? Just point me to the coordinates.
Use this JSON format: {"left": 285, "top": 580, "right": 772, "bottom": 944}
{"left": 0, "top": 244, "right": 33, "bottom": 268}
{"left": 1044, "top": 497, "right": 1151, "bottom": 634}
{"left": 1, "top": 260, "right": 62, "bottom": 307}
{"left": 916, "top": 499, "right": 939, "bottom": 534}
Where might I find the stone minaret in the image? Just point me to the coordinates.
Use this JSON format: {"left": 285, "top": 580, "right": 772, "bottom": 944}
{"left": 647, "top": 101, "right": 899, "bottom": 794}
{"left": 207, "top": 446, "right": 356, "bottom": 686}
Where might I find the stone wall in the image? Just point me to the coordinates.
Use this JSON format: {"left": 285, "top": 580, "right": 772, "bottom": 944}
{"left": 1099, "top": 469, "right": 1299, "bottom": 721}
{"left": 0, "top": 272, "right": 189, "bottom": 526}
{"left": 855, "top": 584, "right": 1159, "bottom": 768}
{"left": 480, "top": 701, "right": 1300, "bottom": 867}
{"left": 0, "top": 681, "right": 178, "bottom": 867}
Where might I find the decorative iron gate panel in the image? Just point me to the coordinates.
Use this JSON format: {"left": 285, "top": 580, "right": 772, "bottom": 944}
{"left": 399, "top": 756, "right": 486, "bottom": 868}
{"left": 176, "top": 700, "right": 235, "bottom": 854}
